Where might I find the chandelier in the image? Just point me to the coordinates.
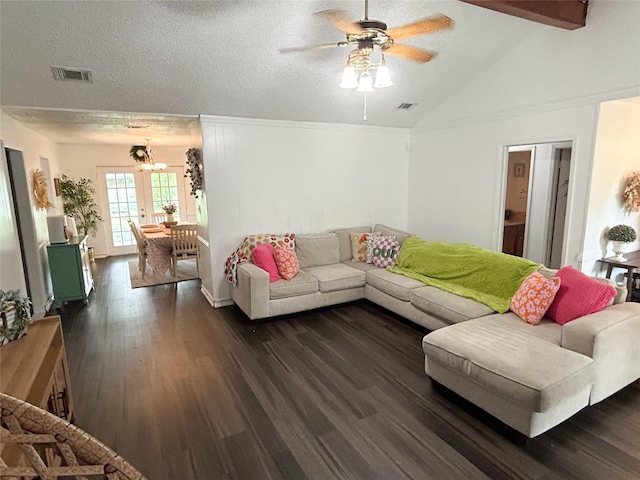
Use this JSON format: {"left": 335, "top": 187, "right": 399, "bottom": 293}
{"left": 130, "top": 139, "right": 167, "bottom": 172}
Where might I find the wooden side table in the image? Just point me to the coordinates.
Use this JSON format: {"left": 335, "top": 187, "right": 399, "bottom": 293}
{"left": 599, "top": 250, "right": 640, "bottom": 302}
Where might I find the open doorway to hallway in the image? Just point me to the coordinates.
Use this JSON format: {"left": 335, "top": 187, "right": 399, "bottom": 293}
{"left": 501, "top": 142, "right": 572, "bottom": 268}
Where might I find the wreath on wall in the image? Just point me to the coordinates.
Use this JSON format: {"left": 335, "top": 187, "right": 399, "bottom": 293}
{"left": 33, "top": 169, "right": 53, "bottom": 210}
{"left": 185, "top": 148, "right": 203, "bottom": 198}
{"left": 129, "top": 145, "right": 148, "bottom": 162}
{"left": 623, "top": 171, "right": 640, "bottom": 213}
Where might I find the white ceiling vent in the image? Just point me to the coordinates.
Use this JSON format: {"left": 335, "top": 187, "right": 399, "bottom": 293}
{"left": 51, "top": 66, "right": 93, "bottom": 82}
{"left": 397, "top": 103, "right": 417, "bottom": 110}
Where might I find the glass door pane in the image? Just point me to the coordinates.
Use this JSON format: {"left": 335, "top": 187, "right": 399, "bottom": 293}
{"left": 97, "top": 166, "right": 189, "bottom": 257}
{"left": 97, "top": 167, "right": 144, "bottom": 256}
{"left": 106, "top": 172, "right": 138, "bottom": 247}
{"left": 143, "top": 167, "right": 187, "bottom": 222}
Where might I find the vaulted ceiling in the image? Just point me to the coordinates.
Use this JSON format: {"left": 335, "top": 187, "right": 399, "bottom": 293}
{"left": 0, "top": 1, "right": 583, "bottom": 145}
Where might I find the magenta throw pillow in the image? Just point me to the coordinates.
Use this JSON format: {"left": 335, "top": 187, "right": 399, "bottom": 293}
{"left": 251, "top": 243, "right": 282, "bottom": 282}
{"left": 545, "top": 266, "right": 616, "bottom": 325}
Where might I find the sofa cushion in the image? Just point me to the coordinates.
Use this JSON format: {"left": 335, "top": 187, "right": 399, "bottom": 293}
{"left": 251, "top": 243, "right": 282, "bottom": 282}
{"left": 422, "top": 317, "right": 593, "bottom": 412}
{"left": 295, "top": 234, "right": 340, "bottom": 269}
{"left": 341, "top": 260, "right": 379, "bottom": 272}
{"left": 269, "top": 270, "right": 318, "bottom": 299}
{"left": 410, "top": 286, "right": 495, "bottom": 324}
{"left": 331, "top": 226, "right": 372, "bottom": 262}
{"left": 304, "top": 264, "right": 366, "bottom": 293}
{"left": 366, "top": 269, "right": 424, "bottom": 301}
{"left": 546, "top": 266, "right": 617, "bottom": 325}
{"left": 373, "top": 224, "right": 412, "bottom": 246}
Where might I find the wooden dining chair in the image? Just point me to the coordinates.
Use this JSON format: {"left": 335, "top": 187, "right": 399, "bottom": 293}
{"left": 169, "top": 224, "right": 199, "bottom": 277}
{"left": 128, "top": 219, "right": 148, "bottom": 279}
{"left": 150, "top": 212, "right": 166, "bottom": 224}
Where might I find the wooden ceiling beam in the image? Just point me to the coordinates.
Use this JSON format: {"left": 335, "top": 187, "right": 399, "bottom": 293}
{"left": 459, "top": 1, "right": 588, "bottom": 30}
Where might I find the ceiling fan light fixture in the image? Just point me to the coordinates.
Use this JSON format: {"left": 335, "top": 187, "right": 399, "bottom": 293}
{"left": 134, "top": 139, "right": 167, "bottom": 172}
{"left": 340, "top": 66, "right": 359, "bottom": 88}
{"left": 356, "top": 74, "right": 374, "bottom": 92}
{"left": 373, "top": 65, "right": 393, "bottom": 88}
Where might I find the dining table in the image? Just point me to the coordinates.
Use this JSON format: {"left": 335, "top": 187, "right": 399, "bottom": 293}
{"left": 139, "top": 223, "right": 197, "bottom": 276}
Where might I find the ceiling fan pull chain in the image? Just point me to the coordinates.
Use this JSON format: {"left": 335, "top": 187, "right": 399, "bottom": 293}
{"left": 363, "top": 91, "right": 367, "bottom": 121}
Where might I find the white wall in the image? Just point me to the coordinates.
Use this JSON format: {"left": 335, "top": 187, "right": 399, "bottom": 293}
{"left": 58, "top": 144, "right": 195, "bottom": 257}
{"left": 416, "top": 0, "right": 640, "bottom": 131}
{"left": 201, "top": 116, "right": 410, "bottom": 305}
{"left": 407, "top": 0, "right": 640, "bottom": 272}
{"left": 0, "top": 112, "right": 63, "bottom": 316}
{"left": 583, "top": 99, "right": 640, "bottom": 276}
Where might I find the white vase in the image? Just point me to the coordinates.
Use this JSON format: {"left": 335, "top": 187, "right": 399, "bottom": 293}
{"left": 611, "top": 241, "right": 628, "bottom": 262}
{"left": 166, "top": 213, "right": 175, "bottom": 223}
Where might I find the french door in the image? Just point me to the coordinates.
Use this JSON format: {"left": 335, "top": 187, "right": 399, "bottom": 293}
{"left": 97, "top": 167, "right": 188, "bottom": 256}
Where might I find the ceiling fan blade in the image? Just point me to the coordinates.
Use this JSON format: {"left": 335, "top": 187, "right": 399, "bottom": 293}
{"left": 384, "top": 44, "right": 437, "bottom": 63}
{"left": 387, "top": 14, "right": 453, "bottom": 40}
{"left": 316, "top": 9, "right": 363, "bottom": 34}
{"left": 279, "top": 42, "right": 349, "bottom": 54}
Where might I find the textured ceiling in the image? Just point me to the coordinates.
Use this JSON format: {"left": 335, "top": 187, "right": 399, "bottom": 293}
{"left": 0, "top": 0, "right": 547, "bottom": 144}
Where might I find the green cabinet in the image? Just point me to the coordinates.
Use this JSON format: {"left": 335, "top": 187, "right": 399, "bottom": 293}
{"left": 47, "top": 236, "right": 94, "bottom": 308}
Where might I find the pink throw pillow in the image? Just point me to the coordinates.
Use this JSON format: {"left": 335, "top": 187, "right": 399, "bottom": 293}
{"left": 510, "top": 272, "right": 561, "bottom": 325}
{"left": 545, "top": 266, "right": 617, "bottom": 325}
{"left": 274, "top": 245, "right": 300, "bottom": 280}
{"left": 251, "top": 243, "right": 282, "bottom": 282}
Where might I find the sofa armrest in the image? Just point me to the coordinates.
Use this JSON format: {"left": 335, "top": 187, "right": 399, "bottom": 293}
{"left": 561, "top": 302, "right": 640, "bottom": 403}
{"left": 230, "top": 263, "right": 270, "bottom": 320}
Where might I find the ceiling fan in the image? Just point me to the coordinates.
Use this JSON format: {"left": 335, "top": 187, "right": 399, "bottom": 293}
{"left": 280, "top": 0, "right": 454, "bottom": 92}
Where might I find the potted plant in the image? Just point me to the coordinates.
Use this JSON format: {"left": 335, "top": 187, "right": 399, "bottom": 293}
{"left": 162, "top": 202, "right": 177, "bottom": 224}
{"left": 59, "top": 175, "right": 104, "bottom": 237}
{"left": 606, "top": 224, "right": 637, "bottom": 262}
{"left": 0, "top": 289, "right": 32, "bottom": 345}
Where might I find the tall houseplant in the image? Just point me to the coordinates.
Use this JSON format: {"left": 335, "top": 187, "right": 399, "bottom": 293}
{"left": 59, "top": 175, "right": 104, "bottom": 237}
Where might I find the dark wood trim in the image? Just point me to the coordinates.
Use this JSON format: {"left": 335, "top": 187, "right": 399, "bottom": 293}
{"left": 460, "top": 0, "right": 588, "bottom": 30}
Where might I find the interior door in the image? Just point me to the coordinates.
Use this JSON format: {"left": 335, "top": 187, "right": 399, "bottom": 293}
{"left": 97, "top": 167, "right": 189, "bottom": 256}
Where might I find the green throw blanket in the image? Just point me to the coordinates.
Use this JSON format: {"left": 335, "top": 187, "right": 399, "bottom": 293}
{"left": 388, "top": 236, "right": 541, "bottom": 313}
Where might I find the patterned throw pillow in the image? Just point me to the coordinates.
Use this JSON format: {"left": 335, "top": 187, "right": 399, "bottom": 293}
{"left": 365, "top": 234, "right": 383, "bottom": 263}
{"left": 274, "top": 245, "right": 300, "bottom": 280}
{"left": 370, "top": 236, "right": 400, "bottom": 268}
{"left": 510, "top": 272, "right": 561, "bottom": 325}
{"left": 224, "top": 233, "right": 295, "bottom": 285}
{"left": 350, "top": 232, "right": 380, "bottom": 262}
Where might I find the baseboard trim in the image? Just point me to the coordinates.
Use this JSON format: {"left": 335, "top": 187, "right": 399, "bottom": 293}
{"left": 200, "top": 286, "right": 214, "bottom": 307}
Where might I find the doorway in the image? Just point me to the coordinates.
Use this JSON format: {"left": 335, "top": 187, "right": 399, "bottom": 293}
{"left": 96, "top": 166, "right": 188, "bottom": 256}
{"left": 501, "top": 142, "right": 572, "bottom": 267}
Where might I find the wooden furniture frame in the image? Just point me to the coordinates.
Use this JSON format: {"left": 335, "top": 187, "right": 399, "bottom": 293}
{"left": 128, "top": 219, "right": 148, "bottom": 279}
{"left": 1, "top": 316, "right": 74, "bottom": 467}
{"left": 600, "top": 250, "right": 640, "bottom": 302}
{"left": 47, "top": 236, "right": 94, "bottom": 308}
{"left": 149, "top": 212, "right": 166, "bottom": 224}
{"left": 169, "top": 224, "right": 199, "bottom": 277}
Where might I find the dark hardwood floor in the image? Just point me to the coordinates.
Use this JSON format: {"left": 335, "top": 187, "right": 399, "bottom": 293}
{"left": 55, "top": 256, "right": 640, "bottom": 480}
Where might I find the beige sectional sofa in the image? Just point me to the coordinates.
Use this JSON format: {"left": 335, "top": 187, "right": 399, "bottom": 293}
{"left": 228, "top": 224, "right": 640, "bottom": 438}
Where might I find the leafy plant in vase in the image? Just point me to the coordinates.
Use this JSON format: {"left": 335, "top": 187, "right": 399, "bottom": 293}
{"left": 0, "top": 289, "right": 32, "bottom": 345}
{"left": 162, "top": 202, "right": 177, "bottom": 225}
{"left": 606, "top": 224, "right": 637, "bottom": 262}
{"left": 59, "top": 175, "right": 104, "bottom": 236}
